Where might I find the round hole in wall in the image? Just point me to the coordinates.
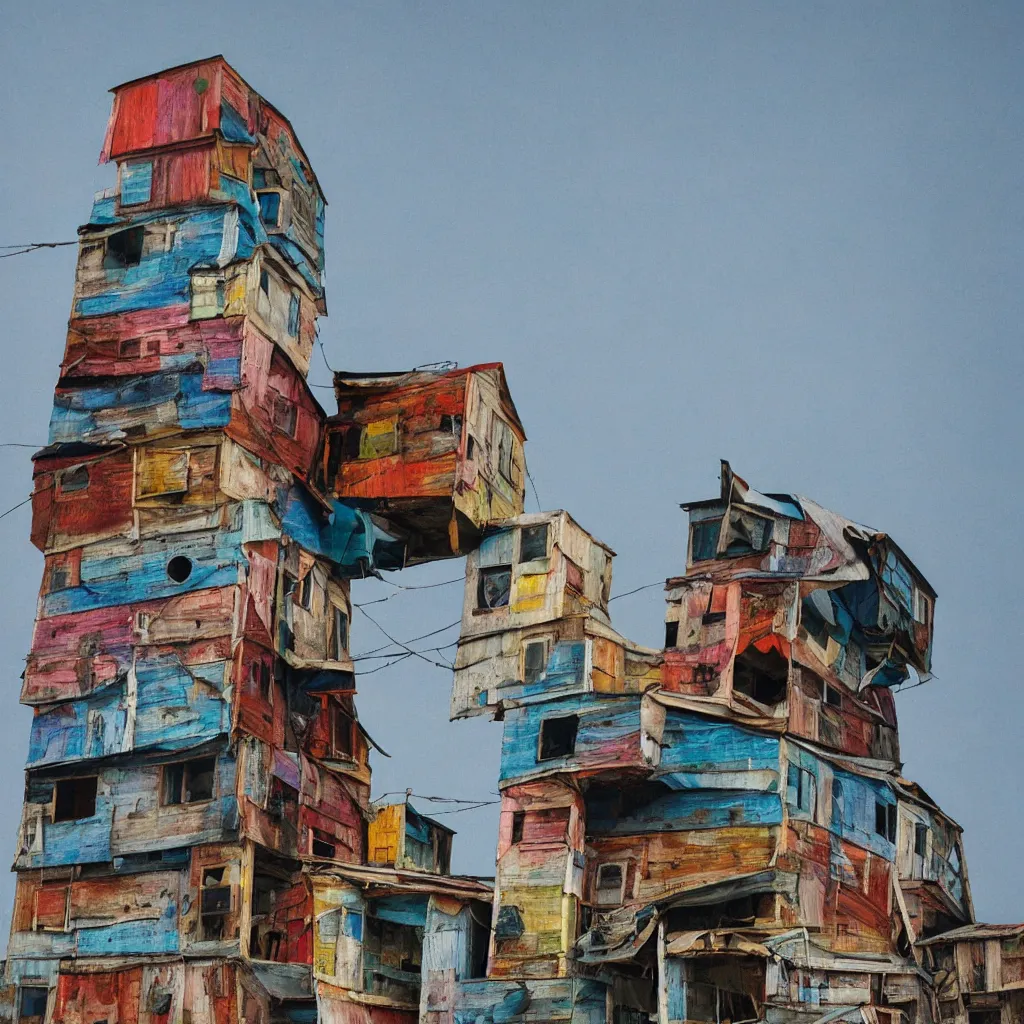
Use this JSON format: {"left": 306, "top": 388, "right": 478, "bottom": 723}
{"left": 167, "top": 556, "right": 193, "bottom": 584}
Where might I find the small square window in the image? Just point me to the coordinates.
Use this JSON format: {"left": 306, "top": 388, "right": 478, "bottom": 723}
{"left": 162, "top": 758, "right": 215, "bottom": 805}
{"left": 312, "top": 829, "right": 337, "bottom": 858}
{"left": 58, "top": 465, "right": 90, "bottom": 494}
{"left": 440, "top": 413, "right": 462, "bottom": 438}
{"left": 538, "top": 715, "right": 578, "bottom": 761}
{"left": 478, "top": 566, "right": 512, "bottom": 610}
{"left": 520, "top": 524, "right": 548, "bottom": 562}
{"left": 824, "top": 683, "right": 843, "bottom": 708}
{"left": 53, "top": 777, "right": 97, "bottom": 822}
{"left": 103, "top": 226, "right": 145, "bottom": 270}
{"left": 18, "top": 986, "right": 48, "bottom": 1021}
{"left": 523, "top": 640, "right": 547, "bottom": 685}
{"left": 875, "top": 800, "right": 897, "bottom": 843}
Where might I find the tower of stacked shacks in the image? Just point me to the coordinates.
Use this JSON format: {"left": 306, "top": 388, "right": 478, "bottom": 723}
{"left": 1, "top": 57, "right": 1021, "bottom": 1024}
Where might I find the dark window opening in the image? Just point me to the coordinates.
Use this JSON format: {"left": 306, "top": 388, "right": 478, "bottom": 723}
{"left": 103, "top": 226, "right": 145, "bottom": 270}
{"left": 722, "top": 510, "right": 772, "bottom": 556}
{"left": 523, "top": 640, "right": 547, "bottom": 685}
{"left": 162, "top": 757, "right": 215, "bottom": 805}
{"left": 54, "top": 776, "right": 97, "bottom": 822}
{"left": 875, "top": 800, "right": 897, "bottom": 843}
{"left": 539, "top": 714, "right": 578, "bottom": 761}
{"left": 59, "top": 465, "right": 90, "bottom": 494}
{"left": 665, "top": 620, "right": 679, "bottom": 648}
{"left": 439, "top": 413, "right": 462, "bottom": 438}
{"left": 200, "top": 866, "right": 230, "bottom": 941}
{"left": 690, "top": 517, "right": 722, "bottom": 562}
{"left": 664, "top": 894, "right": 769, "bottom": 932}
{"left": 312, "top": 829, "right": 337, "bottom": 858}
{"left": 299, "top": 571, "right": 314, "bottom": 611}
{"left": 287, "top": 292, "right": 300, "bottom": 336}
{"left": 166, "top": 555, "right": 193, "bottom": 583}
{"left": 18, "top": 986, "right": 48, "bottom": 1022}
{"left": 732, "top": 646, "right": 788, "bottom": 706}
{"left": 787, "top": 763, "right": 816, "bottom": 814}
{"left": 477, "top": 565, "right": 512, "bottom": 610}
{"left": 802, "top": 597, "right": 832, "bottom": 649}
{"left": 253, "top": 168, "right": 281, "bottom": 189}
{"left": 466, "top": 435, "right": 476, "bottom": 461}
{"left": 520, "top": 524, "right": 548, "bottom": 562}
{"left": 259, "top": 269, "right": 270, "bottom": 295}
{"left": 331, "top": 702, "right": 355, "bottom": 758}
{"left": 332, "top": 606, "right": 349, "bottom": 660}
{"left": 469, "top": 909, "right": 490, "bottom": 977}
{"left": 914, "top": 822, "right": 928, "bottom": 858}
{"left": 257, "top": 191, "right": 281, "bottom": 227}
{"left": 824, "top": 682, "right": 843, "bottom": 708}
{"left": 273, "top": 394, "right": 297, "bottom": 437}
{"left": 511, "top": 811, "right": 525, "bottom": 844}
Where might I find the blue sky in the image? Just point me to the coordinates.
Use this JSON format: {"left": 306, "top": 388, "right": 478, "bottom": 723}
{"left": 1, "top": 2, "right": 1021, "bottom": 944}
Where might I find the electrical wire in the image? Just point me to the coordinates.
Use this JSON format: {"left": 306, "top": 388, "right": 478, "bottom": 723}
{"left": 354, "top": 619, "right": 461, "bottom": 660}
{"left": 0, "top": 241, "right": 77, "bottom": 259}
{"left": 354, "top": 603, "right": 454, "bottom": 670}
{"left": 608, "top": 581, "right": 664, "bottom": 602}
{"left": 0, "top": 495, "right": 32, "bottom": 521}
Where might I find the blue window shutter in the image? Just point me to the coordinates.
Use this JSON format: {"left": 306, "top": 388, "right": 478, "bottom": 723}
{"left": 121, "top": 161, "right": 153, "bottom": 205}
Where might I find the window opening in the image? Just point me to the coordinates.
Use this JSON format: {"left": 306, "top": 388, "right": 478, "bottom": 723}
{"left": 257, "top": 191, "right": 281, "bottom": 227}
{"left": 538, "top": 715, "right": 578, "bottom": 761}
{"left": 251, "top": 658, "right": 272, "bottom": 702}
{"left": 53, "top": 777, "right": 97, "bottom": 822}
{"left": 596, "top": 863, "right": 624, "bottom": 905}
{"left": 103, "top": 226, "right": 145, "bottom": 269}
{"left": 493, "top": 418, "right": 514, "bottom": 481}
{"left": 18, "top": 986, "right": 48, "bottom": 1023}
{"left": 439, "top": 413, "right": 462, "bottom": 438}
{"left": 58, "top": 465, "right": 90, "bottom": 494}
{"left": 875, "top": 800, "right": 897, "bottom": 843}
{"left": 200, "top": 866, "right": 231, "bottom": 940}
{"left": 665, "top": 621, "right": 679, "bottom": 648}
{"left": 690, "top": 517, "right": 723, "bottom": 562}
{"left": 466, "top": 435, "right": 476, "bottom": 460}
{"left": 732, "top": 646, "right": 788, "bottom": 705}
{"left": 824, "top": 683, "right": 843, "bottom": 708}
{"left": 523, "top": 640, "right": 547, "bottom": 685}
{"left": 477, "top": 566, "right": 512, "bottom": 610}
{"left": 166, "top": 555, "right": 193, "bottom": 583}
{"left": 332, "top": 606, "right": 349, "bottom": 660}
{"left": 787, "top": 763, "right": 816, "bottom": 814}
{"left": 162, "top": 757, "right": 215, "bottom": 805}
{"left": 312, "top": 829, "right": 337, "bottom": 858}
{"left": 520, "top": 524, "right": 548, "bottom": 562}
{"left": 914, "top": 822, "right": 928, "bottom": 858}
{"left": 511, "top": 811, "right": 525, "bottom": 844}
{"left": 272, "top": 394, "right": 297, "bottom": 437}
{"left": 331, "top": 702, "right": 355, "bottom": 758}
{"left": 259, "top": 269, "right": 270, "bottom": 295}
{"left": 299, "top": 571, "right": 314, "bottom": 611}
{"left": 287, "top": 291, "right": 300, "bottom": 336}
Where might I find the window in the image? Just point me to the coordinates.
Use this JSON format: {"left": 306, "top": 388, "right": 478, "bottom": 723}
{"left": 253, "top": 168, "right": 281, "bottom": 189}
{"left": 520, "top": 524, "right": 548, "bottom": 562}
{"left": 874, "top": 800, "right": 897, "bottom": 843}
{"left": 166, "top": 555, "right": 193, "bottom": 583}
{"left": 564, "top": 557, "right": 584, "bottom": 594}
{"left": 46, "top": 550, "right": 80, "bottom": 593}
{"left": 200, "top": 866, "right": 231, "bottom": 940}
{"left": 121, "top": 160, "right": 153, "bottom": 205}
{"left": 161, "top": 757, "right": 215, "bottom": 805}
{"left": 272, "top": 394, "right": 297, "bottom": 437}
{"left": 913, "top": 587, "right": 932, "bottom": 626}
{"left": 824, "top": 683, "right": 843, "bottom": 708}
{"left": 523, "top": 640, "right": 547, "bottom": 685}
{"left": 18, "top": 986, "right": 48, "bottom": 1023}
{"left": 53, "top": 777, "right": 97, "bottom": 822}
{"left": 831, "top": 779, "right": 845, "bottom": 830}
{"left": 103, "top": 226, "right": 145, "bottom": 269}
{"left": 493, "top": 418, "right": 514, "bottom": 481}
{"left": 466, "top": 435, "right": 476, "bottom": 461}
{"left": 477, "top": 565, "right": 512, "bottom": 610}
{"left": 596, "top": 863, "right": 624, "bottom": 905}
{"left": 137, "top": 449, "right": 189, "bottom": 499}
{"left": 58, "top": 465, "right": 90, "bottom": 494}
{"left": 665, "top": 621, "right": 679, "bottom": 648}
{"left": 359, "top": 418, "right": 399, "bottom": 459}
{"left": 732, "top": 647, "right": 788, "bottom": 706}
{"left": 881, "top": 550, "right": 914, "bottom": 612}
{"left": 299, "top": 571, "right": 314, "bottom": 611}
{"left": 330, "top": 702, "right": 355, "bottom": 758}
{"left": 287, "top": 291, "right": 300, "bottom": 336}
{"left": 787, "top": 763, "right": 816, "bottom": 815}
{"left": 690, "top": 517, "right": 723, "bottom": 562}
{"left": 538, "top": 715, "right": 578, "bottom": 761}
{"left": 914, "top": 822, "right": 928, "bottom": 858}
{"left": 259, "top": 269, "right": 270, "bottom": 295}
{"left": 511, "top": 811, "right": 525, "bottom": 844}
{"left": 312, "top": 829, "right": 337, "bottom": 858}
{"left": 439, "top": 413, "right": 462, "bottom": 439}
{"left": 332, "top": 606, "right": 349, "bottom": 661}
{"left": 250, "top": 658, "right": 272, "bottom": 702}
{"left": 257, "top": 191, "right": 281, "bottom": 227}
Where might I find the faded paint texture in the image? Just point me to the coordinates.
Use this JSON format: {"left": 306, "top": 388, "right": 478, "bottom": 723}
{"left": 0, "top": 55, "right": 1017, "bottom": 1024}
